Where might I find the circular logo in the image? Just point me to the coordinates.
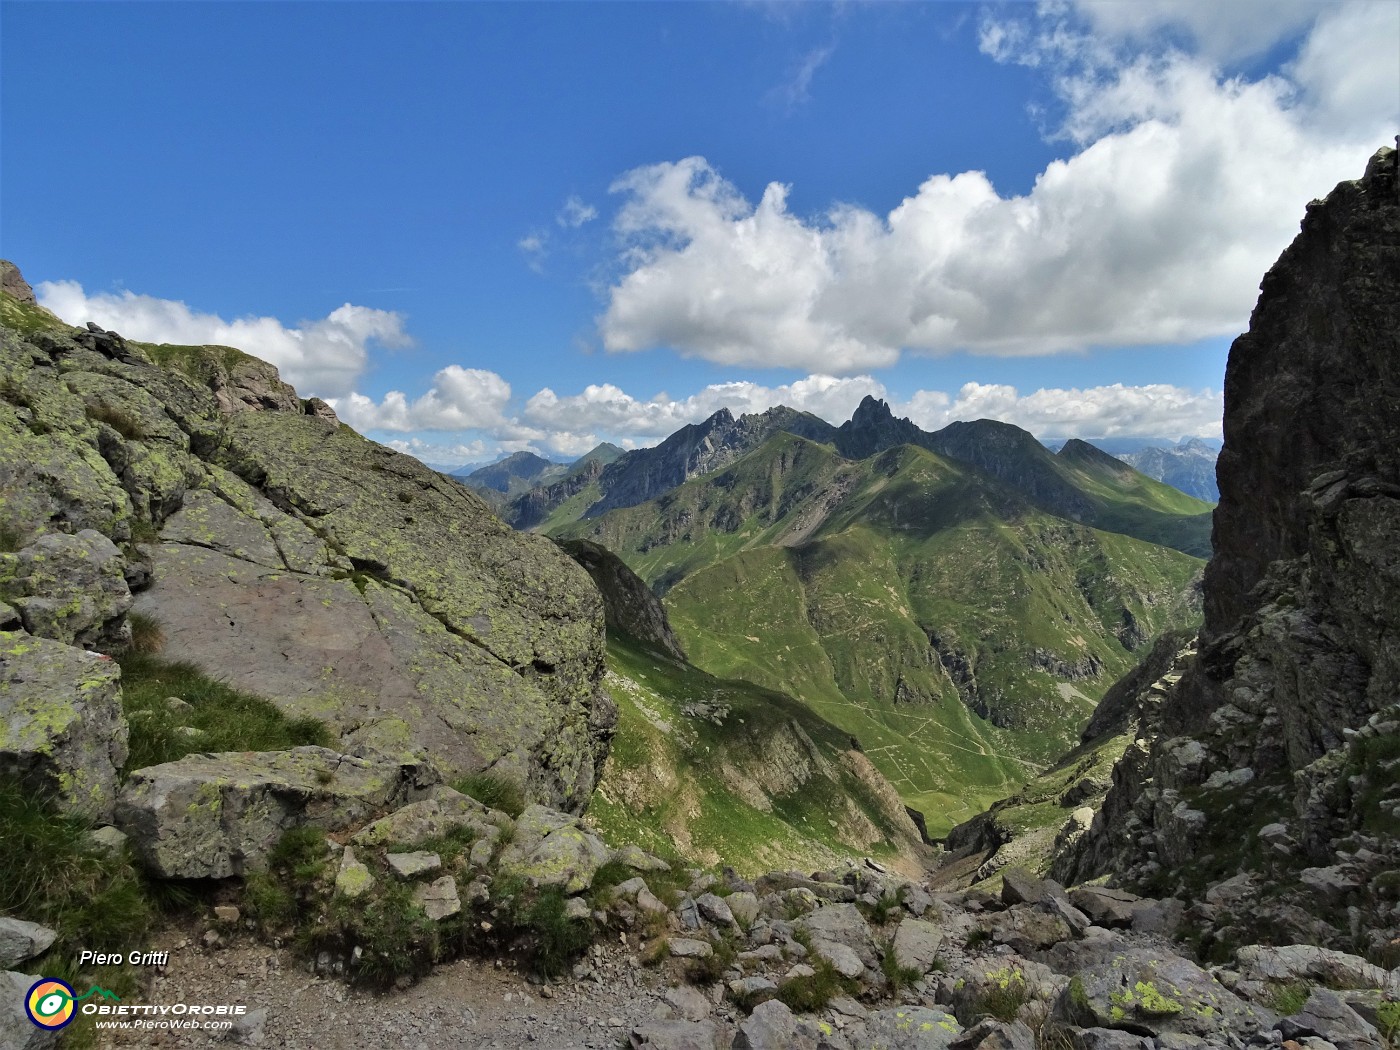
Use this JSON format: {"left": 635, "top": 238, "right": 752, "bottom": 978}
{"left": 25, "top": 978, "right": 76, "bottom": 1030}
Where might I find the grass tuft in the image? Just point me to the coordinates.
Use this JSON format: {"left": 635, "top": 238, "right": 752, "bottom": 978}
{"left": 1264, "top": 981, "right": 1311, "bottom": 1016}
{"left": 880, "top": 944, "right": 922, "bottom": 992}
{"left": 776, "top": 956, "right": 852, "bottom": 1013}
{"left": 452, "top": 772, "right": 527, "bottom": 819}
{"left": 126, "top": 611, "right": 165, "bottom": 654}
{"left": 117, "top": 651, "right": 335, "bottom": 771}
{"left": 84, "top": 402, "right": 144, "bottom": 440}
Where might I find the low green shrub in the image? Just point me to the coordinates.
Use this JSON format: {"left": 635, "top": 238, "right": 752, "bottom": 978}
{"left": 515, "top": 887, "right": 593, "bottom": 978}
{"left": 332, "top": 882, "right": 440, "bottom": 987}
{"left": 685, "top": 932, "right": 737, "bottom": 985}
{"left": 1376, "top": 1000, "right": 1399, "bottom": 1047}
{"left": 243, "top": 827, "right": 329, "bottom": 935}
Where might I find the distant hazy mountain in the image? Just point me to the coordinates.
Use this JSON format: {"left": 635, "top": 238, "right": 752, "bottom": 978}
{"left": 456, "top": 443, "right": 627, "bottom": 511}
{"left": 1119, "top": 438, "right": 1220, "bottom": 502}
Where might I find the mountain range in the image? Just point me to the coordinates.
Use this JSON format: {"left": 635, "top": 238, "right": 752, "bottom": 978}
{"left": 541, "top": 399, "right": 1211, "bottom": 834}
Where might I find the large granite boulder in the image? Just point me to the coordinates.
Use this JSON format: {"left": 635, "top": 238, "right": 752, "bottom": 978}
{"left": 0, "top": 531, "right": 132, "bottom": 649}
{"left": 495, "top": 803, "right": 611, "bottom": 893}
{"left": 0, "top": 276, "right": 615, "bottom": 814}
{"left": 0, "top": 630, "right": 127, "bottom": 818}
{"left": 1055, "top": 948, "right": 1268, "bottom": 1042}
{"left": 114, "top": 746, "right": 435, "bottom": 878}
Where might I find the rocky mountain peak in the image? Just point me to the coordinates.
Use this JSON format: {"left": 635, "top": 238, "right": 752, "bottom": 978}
{"left": 849, "top": 394, "right": 894, "bottom": 427}
{"left": 0, "top": 259, "right": 36, "bottom": 304}
{"left": 1057, "top": 437, "right": 1132, "bottom": 476}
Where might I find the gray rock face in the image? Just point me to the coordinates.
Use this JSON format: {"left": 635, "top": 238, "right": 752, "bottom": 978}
{"left": 0, "top": 920, "right": 56, "bottom": 969}
{"left": 0, "top": 260, "right": 36, "bottom": 304}
{"left": 891, "top": 918, "right": 944, "bottom": 975}
{"left": 557, "top": 539, "right": 686, "bottom": 660}
{"left": 1235, "top": 944, "right": 1393, "bottom": 992}
{"left": 0, "top": 531, "right": 132, "bottom": 649}
{"left": 0, "top": 301, "right": 615, "bottom": 815}
{"left": 0, "top": 630, "right": 128, "bottom": 818}
{"left": 1, "top": 970, "right": 61, "bottom": 1050}
{"left": 1059, "top": 147, "right": 1400, "bottom": 957}
{"left": 414, "top": 875, "right": 460, "bottom": 921}
{"left": 115, "top": 746, "right": 433, "bottom": 878}
{"left": 1057, "top": 948, "right": 1267, "bottom": 1041}
{"left": 1278, "top": 988, "right": 1382, "bottom": 1050}
{"left": 948, "top": 1020, "right": 1036, "bottom": 1050}
{"left": 629, "top": 1019, "right": 726, "bottom": 1050}
{"left": 734, "top": 1000, "right": 809, "bottom": 1050}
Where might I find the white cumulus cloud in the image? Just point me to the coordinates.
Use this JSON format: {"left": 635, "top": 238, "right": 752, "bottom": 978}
{"left": 332, "top": 365, "right": 517, "bottom": 433}
{"left": 905, "top": 381, "right": 1221, "bottom": 439}
{"left": 337, "top": 370, "right": 1221, "bottom": 466}
{"left": 598, "top": 5, "right": 1396, "bottom": 373}
{"left": 36, "top": 280, "right": 409, "bottom": 398}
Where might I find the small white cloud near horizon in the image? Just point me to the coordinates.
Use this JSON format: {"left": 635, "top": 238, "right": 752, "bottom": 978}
{"left": 36, "top": 280, "right": 410, "bottom": 399}
{"left": 598, "top": 3, "right": 1396, "bottom": 374}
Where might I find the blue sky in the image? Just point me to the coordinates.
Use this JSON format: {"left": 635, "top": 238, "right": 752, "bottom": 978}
{"left": 3, "top": 2, "right": 1396, "bottom": 466}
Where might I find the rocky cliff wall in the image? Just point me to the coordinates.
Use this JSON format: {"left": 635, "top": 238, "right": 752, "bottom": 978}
{"left": 0, "top": 283, "right": 613, "bottom": 813}
{"left": 1057, "top": 147, "right": 1400, "bottom": 960}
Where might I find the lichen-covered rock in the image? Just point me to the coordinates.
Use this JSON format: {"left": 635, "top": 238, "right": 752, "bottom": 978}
{"left": 495, "top": 803, "right": 611, "bottom": 894}
{"left": 115, "top": 746, "right": 435, "bottom": 878}
{"left": 0, "top": 281, "right": 615, "bottom": 815}
{"left": 1056, "top": 949, "right": 1268, "bottom": 1041}
{"left": 335, "top": 847, "right": 374, "bottom": 899}
{"left": 0, "top": 630, "right": 127, "bottom": 818}
{"left": 0, "top": 531, "right": 132, "bottom": 649}
{"left": 351, "top": 786, "right": 509, "bottom": 850}
{"left": 853, "top": 1006, "right": 963, "bottom": 1049}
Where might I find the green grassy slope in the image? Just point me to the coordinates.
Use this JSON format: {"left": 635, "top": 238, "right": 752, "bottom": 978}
{"left": 584, "top": 637, "right": 929, "bottom": 876}
{"left": 558, "top": 438, "right": 1204, "bottom": 836}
